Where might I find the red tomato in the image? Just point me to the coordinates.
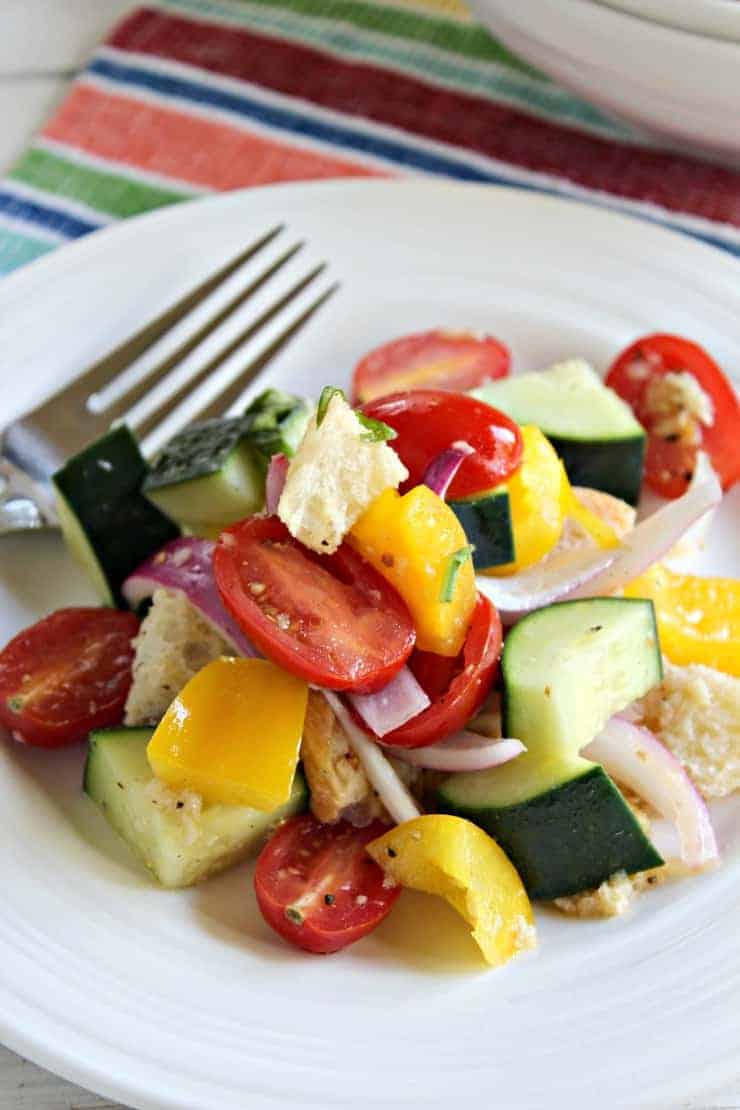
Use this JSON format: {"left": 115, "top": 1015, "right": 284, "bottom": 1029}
{"left": 352, "top": 329, "right": 510, "bottom": 404}
{"left": 379, "top": 594, "right": 502, "bottom": 749}
{"left": 0, "top": 607, "right": 139, "bottom": 748}
{"left": 214, "top": 517, "right": 415, "bottom": 694}
{"left": 606, "top": 333, "right": 740, "bottom": 498}
{"left": 254, "top": 814, "right": 400, "bottom": 954}
{"left": 363, "top": 390, "right": 523, "bottom": 499}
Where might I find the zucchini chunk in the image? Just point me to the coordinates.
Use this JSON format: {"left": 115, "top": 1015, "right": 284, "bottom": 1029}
{"left": 448, "top": 486, "right": 514, "bottom": 569}
{"left": 84, "top": 726, "right": 307, "bottom": 888}
{"left": 243, "top": 387, "right": 312, "bottom": 464}
{"left": 54, "top": 426, "right": 179, "bottom": 606}
{"left": 439, "top": 598, "right": 664, "bottom": 899}
{"left": 473, "top": 360, "right": 646, "bottom": 505}
{"left": 143, "top": 390, "right": 311, "bottom": 530}
{"left": 143, "top": 417, "right": 264, "bottom": 528}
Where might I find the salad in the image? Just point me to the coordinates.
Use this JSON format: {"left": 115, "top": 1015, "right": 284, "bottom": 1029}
{"left": 1, "top": 328, "right": 738, "bottom": 968}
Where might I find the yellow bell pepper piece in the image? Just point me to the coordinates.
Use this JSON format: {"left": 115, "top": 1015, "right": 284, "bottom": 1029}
{"left": 565, "top": 486, "right": 620, "bottom": 550}
{"left": 349, "top": 485, "right": 476, "bottom": 657}
{"left": 625, "top": 564, "right": 740, "bottom": 677}
{"left": 486, "top": 425, "right": 568, "bottom": 576}
{"left": 367, "top": 815, "right": 536, "bottom": 968}
{"left": 147, "top": 658, "right": 308, "bottom": 809}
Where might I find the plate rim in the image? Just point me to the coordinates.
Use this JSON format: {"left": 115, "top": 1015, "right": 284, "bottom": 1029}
{"left": 1, "top": 176, "right": 739, "bottom": 1110}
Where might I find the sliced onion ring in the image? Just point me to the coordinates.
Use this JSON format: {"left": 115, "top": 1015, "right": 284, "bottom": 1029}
{"left": 322, "top": 690, "right": 420, "bottom": 825}
{"left": 386, "top": 731, "right": 525, "bottom": 773}
{"left": 265, "top": 452, "right": 289, "bottom": 515}
{"left": 570, "top": 471, "right": 721, "bottom": 600}
{"left": 348, "top": 667, "right": 431, "bottom": 738}
{"left": 477, "top": 472, "right": 722, "bottom": 624}
{"left": 583, "top": 715, "right": 718, "bottom": 869}
{"left": 422, "top": 440, "right": 475, "bottom": 499}
{"left": 122, "top": 537, "right": 258, "bottom": 657}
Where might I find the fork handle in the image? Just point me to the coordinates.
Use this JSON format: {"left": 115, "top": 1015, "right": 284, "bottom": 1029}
{"left": 0, "top": 455, "right": 59, "bottom": 535}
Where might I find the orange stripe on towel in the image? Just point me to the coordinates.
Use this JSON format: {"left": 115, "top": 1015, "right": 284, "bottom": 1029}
{"left": 42, "top": 85, "right": 387, "bottom": 190}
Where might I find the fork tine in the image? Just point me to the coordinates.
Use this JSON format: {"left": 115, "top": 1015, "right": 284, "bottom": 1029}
{"left": 68, "top": 225, "right": 284, "bottom": 400}
{"left": 103, "top": 240, "right": 306, "bottom": 423}
{"left": 140, "top": 279, "right": 340, "bottom": 458}
{"left": 129, "top": 262, "right": 327, "bottom": 442}
{"left": 203, "top": 282, "right": 340, "bottom": 421}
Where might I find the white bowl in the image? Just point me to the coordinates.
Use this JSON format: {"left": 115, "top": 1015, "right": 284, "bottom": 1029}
{"left": 593, "top": 0, "right": 740, "bottom": 43}
{"left": 466, "top": 0, "right": 740, "bottom": 164}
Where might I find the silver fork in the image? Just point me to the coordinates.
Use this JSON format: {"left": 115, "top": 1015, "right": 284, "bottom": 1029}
{"left": 0, "top": 226, "right": 338, "bottom": 535}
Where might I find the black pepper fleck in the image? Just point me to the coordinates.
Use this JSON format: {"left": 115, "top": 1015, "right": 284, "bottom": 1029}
{"left": 387, "top": 847, "right": 397, "bottom": 858}
{"left": 324, "top": 893, "right": 335, "bottom": 905}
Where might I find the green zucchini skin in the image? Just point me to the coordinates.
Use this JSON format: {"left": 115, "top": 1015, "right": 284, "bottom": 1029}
{"left": 53, "top": 426, "right": 179, "bottom": 606}
{"left": 243, "top": 388, "right": 312, "bottom": 464}
{"left": 439, "top": 597, "right": 664, "bottom": 899}
{"left": 472, "top": 363, "right": 646, "bottom": 506}
{"left": 143, "top": 416, "right": 248, "bottom": 490}
{"left": 548, "top": 434, "right": 646, "bottom": 507}
{"left": 142, "top": 391, "right": 311, "bottom": 529}
{"left": 143, "top": 418, "right": 264, "bottom": 527}
{"left": 84, "top": 726, "right": 308, "bottom": 888}
{"left": 439, "top": 765, "right": 662, "bottom": 900}
{"left": 448, "top": 487, "right": 514, "bottom": 569}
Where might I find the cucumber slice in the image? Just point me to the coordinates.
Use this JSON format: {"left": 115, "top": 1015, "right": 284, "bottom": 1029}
{"left": 144, "top": 418, "right": 265, "bottom": 527}
{"left": 440, "top": 759, "right": 661, "bottom": 900}
{"left": 53, "top": 426, "right": 179, "bottom": 607}
{"left": 448, "top": 487, "right": 514, "bottom": 569}
{"left": 84, "top": 726, "right": 307, "bottom": 888}
{"left": 438, "top": 598, "right": 664, "bottom": 899}
{"left": 503, "top": 597, "right": 662, "bottom": 764}
{"left": 473, "top": 360, "right": 646, "bottom": 505}
{"left": 243, "top": 388, "right": 312, "bottom": 462}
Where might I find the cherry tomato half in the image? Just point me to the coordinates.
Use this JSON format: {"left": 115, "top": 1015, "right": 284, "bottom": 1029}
{"left": 378, "top": 594, "right": 502, "bottom": 749}
{"left": 606, "top": 333, "right": 740, "bottom": 498}
{"left": 352, "top": 329, "right": 510, "bottom": 405}
{"left": 254, "top": 814, "right": 400, "bottom": 954}
{"left": 0, "top": 607, "right": 139, "bottom": 748}
{"left": 363, "top": 390, "right": 523, "bottom": 499}
{"left": 214, "top": 517, "right": 415, "bottom": 694}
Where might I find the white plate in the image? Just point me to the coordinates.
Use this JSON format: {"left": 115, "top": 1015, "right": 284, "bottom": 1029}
{"left": 592, "top": 0, "right": 740, "bottom": 43}
{"left": 1, "top": 180, "right": 739, "bottom": 1110}
{"left": 465, "top": 0, "right": 740, "bottom": 164}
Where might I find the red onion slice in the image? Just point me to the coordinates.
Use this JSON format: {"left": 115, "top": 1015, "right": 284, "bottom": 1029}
{"left": 422, "top": 440, "right": 475, "bottom": 499}
{"left": 348, "top": 666, "right": 431, "bottom": 737}
{"left": 570, "top": 471, "right": 721, "bottom": 600}
{"left": 477, "top": 471, "right": 722, "bottom": 624}
{"left": 322, "top": 690, "right": 420, "bottom": 825}
{"left": 583, "top": 716, "right": 718, "bottom": 869}
{"left": 122, "top": 537, "right": 258, "bottom": 657}
{"left": 386, "top": 731, "right": 525, "bottom": 773}
{"left": 477, "top": 545, "right": 617, "bottom": 625}
{"left": 265, "top": 453, "right": 289, "bottom": 515}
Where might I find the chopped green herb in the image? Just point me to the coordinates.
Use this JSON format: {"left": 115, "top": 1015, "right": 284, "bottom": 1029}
{"left": 439, "top": 545, "right": 474, "bottom": 603}
{"left": 285, "top": 906, "right": 304, "bottom": 925}
{"left": 356, "top": 412, "right": 397, "bottom": 443}
{"left": 6, "top": 696, "right": 23, "bottom": 714}
{"left": 316, "top": 386, "right": 346, "bottom": 427}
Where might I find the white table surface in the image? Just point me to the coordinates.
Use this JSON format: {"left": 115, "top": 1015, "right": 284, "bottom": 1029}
{"left": 2, "top": 2, "right": 740, "bottom": 1108}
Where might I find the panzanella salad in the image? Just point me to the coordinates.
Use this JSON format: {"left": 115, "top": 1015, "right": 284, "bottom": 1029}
{"left": 1, "top": 329, "right": 739, "bottom": 966}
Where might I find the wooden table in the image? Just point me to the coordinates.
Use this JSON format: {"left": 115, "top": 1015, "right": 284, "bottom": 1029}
{"left": 2, "top": 2, "right": 740, "bottom": 1108}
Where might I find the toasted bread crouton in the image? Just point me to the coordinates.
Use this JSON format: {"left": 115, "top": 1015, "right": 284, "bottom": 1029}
{"left": 278, "top": 392, "right": 407, "bottom": 554}
{"left": 124, "top": 588, "right": 234, "bottom": 726}
{"left": 301, "top": 691, "right": 421, "bottom": 825}
{"left": 558, "top": 486, "right": 636, "bottom": 552}
{"left": 635, "top": 659, "right": 740, "bottom": 799}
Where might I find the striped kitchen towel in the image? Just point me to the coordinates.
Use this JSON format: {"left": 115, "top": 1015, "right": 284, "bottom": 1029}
{"left": 1, "top": 0, "right": 740, "bottom": 275}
